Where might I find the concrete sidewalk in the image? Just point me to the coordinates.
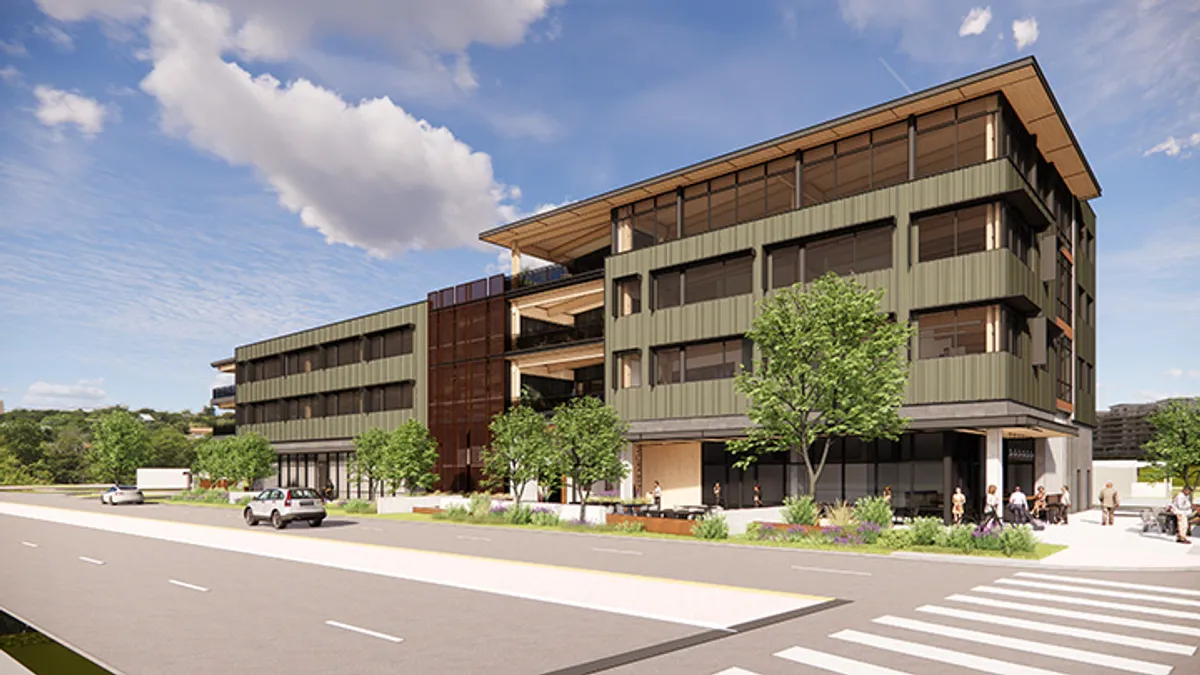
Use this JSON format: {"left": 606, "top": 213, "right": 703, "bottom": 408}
{"left": 1034, "top": 507, "right": 1199, "bottom": 570}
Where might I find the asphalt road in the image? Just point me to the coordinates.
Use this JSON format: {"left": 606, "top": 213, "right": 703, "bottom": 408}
{"left": 2, "top": 492, "right": 1199, "bottom": 675}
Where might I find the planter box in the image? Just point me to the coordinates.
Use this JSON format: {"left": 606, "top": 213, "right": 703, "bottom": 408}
{"left": 607, "top": 514, "right": 697, "bottom": 536}
{"left": 413, "top": 506, "right": 444, "bottom": 515}
{"left": 753, "top": 522, "right": 823, "bottom": 535}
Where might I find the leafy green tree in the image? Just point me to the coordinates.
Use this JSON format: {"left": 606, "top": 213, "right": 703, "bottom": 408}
{"left": 1145, "top": 398, "right": 1200, "bottom": 490}
{"left": 484, "top": 403, "right": 553, "bottom": 506}
{"left": 351, "top": 428, "right": 390, "bottom": 499}
{"left": 0, "top": 418, "right": 50, "bottom": 466}
{"left": 382, "top": 419, "right": 440, "bottom": 495}
{"left": 148, "top": 426, "right": 195, "bottom": 469}
{"left": 728, "top": 272, "right": 913, "bottom": 495}
{"left": 0, "top": 446, "right": 47, "bottom": 485}
{"left": 549, "top": 397, "right": 629, "bottom": 523}
{"left": 89, "top": 409, "right": 151, "bottom": 484}
{"left": 192, "top": 436, "right": 234, "bottom": 486}
{"left": 227, "top": 433, "right": 276, "bottom": 490}
{"left": 43, "top": 427, "right": 88, "bottom": 484}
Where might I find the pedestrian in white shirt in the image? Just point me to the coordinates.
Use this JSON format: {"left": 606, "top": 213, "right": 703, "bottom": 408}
{"left": 1059, "top": 486, "right": 1071, "bottom": 525}
{"left": 982, "top": 484, "right": 1003, "bottom": 530}
{"left": 1009, "top": 486, "right": 1029, "bottom": 524}
{"left": 1171, "top": 487, "right": 1193, "bottom": 544}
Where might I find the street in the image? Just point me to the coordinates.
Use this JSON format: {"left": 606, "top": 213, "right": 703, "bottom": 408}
{"left": 2, "top": 492, "right": 1198, "bottom": 674}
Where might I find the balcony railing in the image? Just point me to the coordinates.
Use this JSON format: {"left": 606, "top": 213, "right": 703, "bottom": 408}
{"left": 211, "top": 384, "right": 236, "bottom": 400}
{"left": 513, "top": 321, "right": 604, "bottom": 351}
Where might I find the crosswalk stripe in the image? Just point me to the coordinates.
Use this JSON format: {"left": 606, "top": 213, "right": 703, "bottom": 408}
{"left": 874, "top": 615, "right": 1171, "bottom": 675}
{"left": 973, "top": 585, "right": 1200, "bottom": 621}
{"left": 1013, "top": 572, "right": 1200, "bottom": 598}
{"left": 997, "top": 578, "right": 1200, "bottom": 608}
{"left": 946, "top": 594, "right": 1200, "bottom": 638}
{"left": 712, "top": 669, "right": 761, "bottom": 675}
{"left": 774, "top": 645, "right": 911, "bottom": 674}
{"left": 830, "top": 629, "right": 1065, "bottom": 675}
{"left": 916, "top": 604, "right": 1196, "bottom": 656}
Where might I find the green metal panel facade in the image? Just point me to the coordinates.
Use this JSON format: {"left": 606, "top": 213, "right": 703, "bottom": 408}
{"left": 234, "top": 301, "right": 427, "bottom": 442}
{"left": 606, "top": 158, "right": 1079, "bottom": 423}
{"left": 1075, "top": 201, "right": 1098, "bottom": 427}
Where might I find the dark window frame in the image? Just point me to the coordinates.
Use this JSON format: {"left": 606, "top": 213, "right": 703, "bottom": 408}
{"left": 613, "top": 275, "right": 642, "bottom": 318}
{"left": 651, "top": 337, "right": 751, "bottom": 386}
{"left": 652, "top": 251, "right": 755, "bottom": 310}
{"left": 767, "top": 222, "right": 895, "bottom": 289}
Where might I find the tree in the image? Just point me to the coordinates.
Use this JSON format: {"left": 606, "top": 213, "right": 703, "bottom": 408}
{"left": 728, "top": 272, "right": 914, "bottom": 495}
{"left": 192, "top": 437, "right": 234, "bottom": 487}
{"left": 484, "top": 403, "right": 553, "bottom": 506}
{"left": 1145, "top": 398, "right": 1200, "bottom": 490}
{"left": 43, "top": 427, "right": 88, "bottom": 484}
{"left": 89, "top": 409, "right": 151, "bottom": 484}
{"left": 148, "top": 426, "right": 195, "bottom": 469}
{"left": 381, "top": 419, "right": 440, "bottom": 496}
{"left": 0, "top": 418, "right": 50, "bottom": 466}
{"left": 351, "top": 428, "right": 390, "bottom": 499}
{"left": 226, "top": 433, "right": 276, "bottom": 491}
{"left": 0, "top": 446, "right": 47, "bottom": 486}
{"left": 549, "top": 397, "right": 629, "bottom": 523}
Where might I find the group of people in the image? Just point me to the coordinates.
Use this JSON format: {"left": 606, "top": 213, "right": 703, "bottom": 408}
{"left": 978, "top": 484, "right": 1072, "bottom": 529}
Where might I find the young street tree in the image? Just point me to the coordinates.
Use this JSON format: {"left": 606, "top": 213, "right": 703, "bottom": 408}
{"left": 227, "top": 433, "right": 276, "bottom": 491}
{"left": 1145, "top": 397, "right": 1200, "bottom": 491}
{"left": 89, "top": 409, "right": 151, "bottom": 484}
{"left": 550, "top": 396, "right": 629, "bottom": 523}
{"left": 484, "top": 403, "right": 552, "bottom": 507}
{"left": 351, "top": 428, "right": 390, "bottom": 499}
{"left": 728, "top": 272, "right": 914, "bottom": 495}
{"left": 382, "top": 419, "right": 440, "bottom": 496}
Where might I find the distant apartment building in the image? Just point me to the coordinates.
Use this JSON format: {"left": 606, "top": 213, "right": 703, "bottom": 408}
{"left": 212, "top": 57, "right": 1099, "bottom": 519}
{"left": 1094, "top": 398, "right": 1190, "bottom": 460}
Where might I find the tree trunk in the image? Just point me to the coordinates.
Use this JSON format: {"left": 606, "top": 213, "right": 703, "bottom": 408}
{"left": 578, "top": 488, "right": 588, "bottom": 524}
{"left": 807, "top": 437, "right": 833, "bottom": 497}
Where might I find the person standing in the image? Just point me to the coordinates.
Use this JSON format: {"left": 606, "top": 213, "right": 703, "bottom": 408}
{"left": 1031, "top": 486, "right": 1048, "bottom": 521}
{"left": 1171, "top": 487, "right": 1193, "bottom": 544}
{"left": 1009, "top": 485, "right": 1029, "bottom": 524}
{"left": 1098, "top": 482, "right": 1119, "bottom": 526}
{"left": 1059, "top": 485, "right": 1071, "bottom": 525}
{"left": 712, "top": 481, "right": 723, "bottom": 508}
{"left": 652, "top": 480, "right": 662, "bottom": 510}
{"left": 753, "top": 483, "right": 763, "bottom": 508}
{"left": 982, "top": 484, "right": 1003, "bottom": 529}
{"left": 951, "top": 487, "right": 966, "bottom": 525}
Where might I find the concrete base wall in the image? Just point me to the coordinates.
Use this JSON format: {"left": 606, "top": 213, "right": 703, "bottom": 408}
{"left": 719, "top": 506, "right": 786, "bottom": 536}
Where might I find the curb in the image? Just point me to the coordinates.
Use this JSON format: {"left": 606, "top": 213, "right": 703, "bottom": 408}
{"left": 892, "top": 550, "right": 1200, "bottom": 572}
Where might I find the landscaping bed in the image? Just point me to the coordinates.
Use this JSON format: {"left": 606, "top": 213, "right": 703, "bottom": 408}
{"left": 606, "top": 514, "right": 697, "bottom": 536}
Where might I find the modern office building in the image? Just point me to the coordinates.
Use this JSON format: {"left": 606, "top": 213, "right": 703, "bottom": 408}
{"left": 213, "top": 56, "right": 1098, "bottom": 519}
{"left": 1093, "top": 398, "right": 1189, "bottom": 460}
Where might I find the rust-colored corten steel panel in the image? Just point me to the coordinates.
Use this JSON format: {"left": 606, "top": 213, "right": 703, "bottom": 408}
{"left": 427, "top": 276, "right": 508, "bottom": 493}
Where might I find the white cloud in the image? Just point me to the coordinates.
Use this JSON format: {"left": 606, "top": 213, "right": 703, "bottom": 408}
{"left": 486, "top": 109, "right": 564, "bottom": 141}
{"left": 22, "top": 378, "right": 108, "bottom": 409}
{"left": 958, "top": 7, "right": 991, "bottom": 37}
{"left": 34, "top": 24, "right": 75, "bottom": 51}
{"left": 1190, "top": 370, "right": 1200, "bottom": 378}
{"left": 484, "top": 247, "right": 553, "bottom": 276}
{"left": 36, "top": 0, "right": 558, "bottom": 257}
{"left": 32, "top": 86, "right": 107, "bottom": 136}
{"left": 210, "top": 372, "right": 234, "bottom": 389}
{"left": 0, "top": 40, "right": 27, "bottom": 56}
{"left": 1012, "top": 17, "right": 1039, "bottom": 50}
{"left": 1145, "top": 133, "right": 1200, "bottom": 158}
{"left": 1168, "top": 368, "right": 1184, "bottom": 378}
{"left": 0, "top": 66, "right": 20, "bottom": 84}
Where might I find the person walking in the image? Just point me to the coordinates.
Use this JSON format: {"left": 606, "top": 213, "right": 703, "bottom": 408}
{"left": 753, "top": 483, "right": 763, "bottom": 508}
{"left": 1059, "top": 485, "right": 1071, "bottom": 525}
{"left": 1009, "top": 485, "right": 1029, "bottom": 524}
{"left": 1098, "top": 481, "right": 1119, "bottom": 526}
{"left": 951, "top": 487, "right": 966, "bottom": 525}
{"left": 1170, "top": 487, "right": 1193, "bottom": 544}
{"left": 982, "top": 484, "right": 1003, "bottom": 530}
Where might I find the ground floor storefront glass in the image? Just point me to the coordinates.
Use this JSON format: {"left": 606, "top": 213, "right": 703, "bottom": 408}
{"left": 278, "top": 451, "right": 371, "bottom": 500}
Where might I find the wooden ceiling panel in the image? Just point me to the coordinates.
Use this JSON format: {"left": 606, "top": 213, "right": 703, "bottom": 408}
{"left": 891, "top": 89, "right": 963, "bottom": 119}
{"left": 958, "top": 67, "right": 1034, "bottom": 98}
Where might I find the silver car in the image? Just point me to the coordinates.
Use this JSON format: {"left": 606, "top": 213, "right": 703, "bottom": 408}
{"left": 101, "top": 485, "right": 144, "bottom": 505}
{"left": 244, "top": 487, "right": 326, "bottom": 529}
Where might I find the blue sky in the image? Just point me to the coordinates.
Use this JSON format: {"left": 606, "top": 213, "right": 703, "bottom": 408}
{"left": 0, "top": 0, "right": 1197, "bottom": 413}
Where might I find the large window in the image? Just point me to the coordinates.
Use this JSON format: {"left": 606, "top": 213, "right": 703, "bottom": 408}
{"left": 915, "top": 96, "right": 996, "bottom": 178}
{"left": 769, "top": 224, "right": 893, "bottom": 288}
{"left": 1056, "top": 336, "right": 1073, "bottom": 403}
{"left": 1056, "top": 251, "right": 1072, "bottom": 321}
{"left": 629, "top": 193, "right": 678, "bottom": 246}
{"left": 916, "top": 205, "right": 988, "bottom": 262}
{"left": 916, "top": 305, "right": 1025, "bottom": 360}
{"left": 383, "top": 326, "right": 414, "bottom": 357}
{"left": 653, "top": 253, "right": 754, "bottom": 309}
{"left": 614, "top": 276, "right": 641, "bottom": 317}
{"left": 383, "top": 382, "right": 414, "bottom": 410}
{"left": 652, "top": 338, "right": 749, "bottom": 385}
{"left": 614, "top": 350, "right": 642, "bottom": 389}
{"left": 802, "top": 122, "right": 909, "bottom": 206}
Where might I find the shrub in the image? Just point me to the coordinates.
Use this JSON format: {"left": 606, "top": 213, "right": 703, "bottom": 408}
{"left": 744, "top": 522, "right": 765, "bottom": 539}
{"left": 488, "top": 504, "right": 509, "bottom": 520}
{"left": 204, "top": 489, "right": 231, "bottom": 504}
{"left": 879, "top": 528, "right": 913, "bottom": 549}
{"left": 907, "top": 516, "right": 944, "bottom": 546}
{"left": 999, "top": 525, "right": 1038, "bottom": 555}
{"left": 820, "top": 525, "right": 865, "bottom": 546}
{"left": 937, "top": 523, "right": 975, "bottom": 551}
{"left": 822, "top": 500, "right": 857, "bottom": 528}
{"left": 971, "top": 522, "right": 1005, "bottom": 551}
{"left": 856, "top": 521, "right": 883, "bottom": 545}
{"left": 530, "top": 507, "right": 560, "bottom": 527}
{"left": 468, "top": 493, "right": 492, "bottom": 519}
{"left": 236, "top": 495, "right": 254, "bottom": 507}
{"left": 692, "top": 513, "right": 729, "bottom": 540}
{"left": 506, "top": 504, "right": 532, "bottom": 525}
{"left": 782, "top": 495, "right": 819, "bottom": 526}
{"left": 614, "top": 520, "right": 645, "bottom": 533}
{"left": 443, "top": 504, "right": 470, "bottom": 521}
{"left": 853, "top": 496, "right": 893, "bottom": 530}
{"left": 343, "top": 499, "right": 375, "bottom": 514}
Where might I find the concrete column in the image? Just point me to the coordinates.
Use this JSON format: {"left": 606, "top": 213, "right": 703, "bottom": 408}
{"left": 619, "top": 445, "right": 634, "bottom": 501}
{"left": 1040, "top": 437, "right": 1068, "bottom": 493}
{"left": 985, "top": 429, "right": 1003, "bottom": 495}
{"left": 510, "top": 245, "right": 521, "bottom": 275}
{"left": 509, "top": 362, "right": 521, "bottom": 403}
{"left": 510, "top": 305, "right": 521, "bottom": 340}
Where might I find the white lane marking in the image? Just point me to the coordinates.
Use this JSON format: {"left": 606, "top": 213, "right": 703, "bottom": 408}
{"left": 456, "top": 535, "right": 491, "bottom": 542}
{"left": 774, "top": 645, "right": 909, "bottom": 673}
{"left": 972, "top": 585, "right": 1200, "bottom": 621}
{"left": 1014, "top": 572, "right": 1200, "bottom": 598}
{"left": 592, "top": 547, "right": 643, "bottom": 556}
{"left": 831, "top": 629, "right": 1064, "bottom": 675}
{"left": 0, "top": 500, "right": 828, "bottom": 632}
{"left": 946, "top": 593, "right": 1200, "bottom": 638}
{"left": 712, "top": 669, "right": 761, "bottom": 675}
{"left": 20, "top": 542, "right": 38, "bottom": 548}
{"left": 874, "top": 615, "right": 1171, "bottom": 675}
{"left": 790, "top": 565, "right": 871, "bottom": 577}
{"left": 325, "top": 620, "right": 403, "bottom": 643}
{"left": 78, "top": 556, "right": 104, "bottom": 565}
{"left": 917, "top": 604, "right": 1196, "bottom": 656}
{"left": 364, "top": 527, "right": 384, "bottom": 532}
{"left": 996, "top": 578, "right": 1200, "bottom": 608}
{"left": 168, "top": 579, "right": 210, "bottom": 593}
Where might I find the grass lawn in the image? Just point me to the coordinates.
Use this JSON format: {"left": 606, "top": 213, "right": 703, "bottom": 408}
{"left": 0, "top": 634, "right": 110, "bottom": 675}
